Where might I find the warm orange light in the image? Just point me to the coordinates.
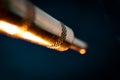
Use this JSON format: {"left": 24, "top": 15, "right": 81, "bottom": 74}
{"left": 22, "top": 31, "right": 50, "bottom": 45}
{"left": 0, "top": 20, "right": 50, "bottom": 46}
{"left": 0, "top": 21, "right": 19, "bottom": 35}
{"left": 79, "top": 49, "right": 86, "bottom": 54}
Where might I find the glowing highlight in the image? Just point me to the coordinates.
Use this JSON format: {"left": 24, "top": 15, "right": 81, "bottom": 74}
{"left": 0, "top": 21, "right": 19, "bottom": 35}
{"left": 79, "top": 49, "right": 86, "bottom": 54}
{"left": 0, "top": 20, "right": 50, "bottom": 46}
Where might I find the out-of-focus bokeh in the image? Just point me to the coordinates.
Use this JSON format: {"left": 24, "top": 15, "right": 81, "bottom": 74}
{"left": 0, "top": 0, "right": 120, "bottom": 80}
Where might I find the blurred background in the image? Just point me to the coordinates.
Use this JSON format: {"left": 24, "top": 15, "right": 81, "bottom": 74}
{"left": 0, "top": 0, "right": 120, "bottom": 80}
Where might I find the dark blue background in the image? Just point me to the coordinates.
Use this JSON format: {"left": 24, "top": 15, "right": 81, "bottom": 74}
{"left": 0, "top": 0, "right": 120, "bottom": 80}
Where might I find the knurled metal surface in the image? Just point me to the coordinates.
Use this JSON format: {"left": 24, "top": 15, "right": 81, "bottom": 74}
{"left": 49, "top": 22, "right": 67, "bottom": 49}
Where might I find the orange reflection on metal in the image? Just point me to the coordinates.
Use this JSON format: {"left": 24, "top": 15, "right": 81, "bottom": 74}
{"left": 79, "top": 49, "right": 86, "bottom": 54}
{"left": 0, "top": 21, "right": 19, "bottom": 35}
{"left": 21, "top": 31, "right": 50, "bottom": 45}
{"left": 0, "top": 20, "right": 50, "bottom": 46}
